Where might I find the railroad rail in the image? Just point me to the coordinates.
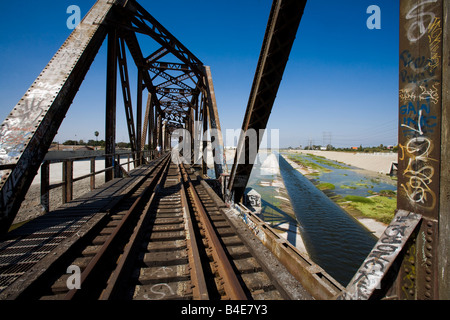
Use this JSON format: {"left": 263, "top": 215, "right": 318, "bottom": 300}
{"left": 0, "top": 154, "right": 312, "bottom": 300}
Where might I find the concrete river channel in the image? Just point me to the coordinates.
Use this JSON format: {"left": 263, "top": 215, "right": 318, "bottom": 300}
{"left": 243, "top": 151, "right": 397, "bottom": 287}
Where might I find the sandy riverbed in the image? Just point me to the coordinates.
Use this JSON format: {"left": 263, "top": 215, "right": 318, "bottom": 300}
{"left": 287, "top": 150, "right": 397, "bottom": 175}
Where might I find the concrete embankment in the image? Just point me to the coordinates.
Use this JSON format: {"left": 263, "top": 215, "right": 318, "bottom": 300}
{"left": 243, "top": 152, "right": 310, "bottom": 258}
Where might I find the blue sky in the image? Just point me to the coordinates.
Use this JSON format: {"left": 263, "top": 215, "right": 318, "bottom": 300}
{"left": 0, "top": 0, "right": 399, "bottom": 148}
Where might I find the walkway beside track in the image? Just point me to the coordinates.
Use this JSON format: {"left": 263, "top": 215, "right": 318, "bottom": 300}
{"left": 0, "top": 157, "right": 165, "bottom": 298}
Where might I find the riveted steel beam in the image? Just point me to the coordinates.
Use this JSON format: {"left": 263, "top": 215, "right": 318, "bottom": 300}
{"left": 228, "top": 0, "right": 307, "bottom": 202}
{"left": 154, "top": 71, "right": 196, "bottom": 90}
{"left": 0, "top": 0, "right": 122, "bottom": 234}
{"left": 395, "top": 0, "right": 448, "bottom": 300}
{"left": 117, "top": 37, "right": 138, "bottom": 156}
{"left": 147, "top": 62, "right": 191, "bottom": 72}
{"left": 105, "top": 28, "right": 119, "bottom": 183}
{"left": 202, "top": 66, "right": 225, "bottom": 178}
{"left": 120, "top": 0, "right": 203, "bottom": 78}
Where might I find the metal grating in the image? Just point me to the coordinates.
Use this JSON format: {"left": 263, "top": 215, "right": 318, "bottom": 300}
{"left": 0, "top": 212, "right": 97, "bottom": 294}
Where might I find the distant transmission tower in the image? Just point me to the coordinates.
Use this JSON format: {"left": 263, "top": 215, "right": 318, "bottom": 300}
{"left": 323, "top": 131, "right": 332, "bottom": 147}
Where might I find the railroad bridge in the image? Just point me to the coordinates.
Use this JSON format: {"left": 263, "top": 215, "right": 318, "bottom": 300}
{"left": 0, "top": 0, "right": 448, "bottom": 301}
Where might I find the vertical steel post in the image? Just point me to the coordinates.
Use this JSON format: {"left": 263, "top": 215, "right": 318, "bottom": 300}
{"left": 202, "top": 95, "right": 208, "bottom": 176}
{"left": 62, "top": 160, "right": 73, "bottom": 204}
{"left": 162, "top": 121, "right": 166, "bottom": 151}
{"left": 118, "top": 38, "right": 137, "bottom": 159}
{"left": 115, "top": 154, "right": 121, "bottom": 178}
{"left": 90, "top": 158, "right": 95, "bottom": 191}
{"left": 105, "top": 29, "right": 118, "bottom": 183}
{"left": 40, "top": 161, "right": 50, "bottom": 214}
{"left": 142, "top": 92, "right": 152, "bottom": 159}
{"left": 158, "top": 112, "right": 162, "bottom": 155}
{"left": 397, "top": 0, "right": 446, "bottom": 300}
{"left": 150, "top": 100, "right": 155, "bottom": 158}
{"left": 438, "top": 0, "right": 450, "bottom": 300}
{"left": 136, "top": 68, "right": 143, "bottom": 166}
{"left": 189, "top": 106, "right": 194, "bottom": 162}
{"left": 202, "top": 66, "right": 224, "bottom": 178}
{"left": 165, "top": 125, "right": 170, "bottom": 152}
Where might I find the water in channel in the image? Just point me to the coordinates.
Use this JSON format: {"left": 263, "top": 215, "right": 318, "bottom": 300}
{"left": 212, "top": 151, "right": 379, "bottom": 286}
{"left": 276, "top": 154, "right": 377, "bottom": 286}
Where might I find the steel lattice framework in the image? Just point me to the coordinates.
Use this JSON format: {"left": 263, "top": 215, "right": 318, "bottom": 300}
{"left": 0, "top": 0, "right": 224, "bottom": 234}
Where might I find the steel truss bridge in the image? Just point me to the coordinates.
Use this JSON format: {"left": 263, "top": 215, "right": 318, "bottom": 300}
{"left": 0, "top": 0, "right": 448, "bottom": 300}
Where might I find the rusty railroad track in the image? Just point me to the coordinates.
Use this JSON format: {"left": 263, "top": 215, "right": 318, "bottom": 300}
{"left": 1, "top": 155, "right": 298, "bottom": 300}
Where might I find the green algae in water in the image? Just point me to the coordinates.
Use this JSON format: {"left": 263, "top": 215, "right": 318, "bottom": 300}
{"left": 317, "top": 182, "right": 335, "bottom": 190}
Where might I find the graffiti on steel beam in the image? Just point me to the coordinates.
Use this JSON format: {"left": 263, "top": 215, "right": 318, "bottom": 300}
{"left": 405, "top": 0, "right": 438, "bottom": 43}
{"left": 399, "top": 0, "right": 442, "bottom": 212}
{"left": 337, "top": 210, "right": 422, "bottom": 300}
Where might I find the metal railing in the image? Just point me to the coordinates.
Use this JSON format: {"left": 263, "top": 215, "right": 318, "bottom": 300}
{"left": 39, "top": 150, "right": 160, "bottom": 213}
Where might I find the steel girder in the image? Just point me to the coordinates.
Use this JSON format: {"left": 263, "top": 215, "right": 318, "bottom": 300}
{"left": 117, "top": 1, "right": 225, "bottom": 177}
{"left": 0, "top": 0, "right": 122, "bottom": 234}
{"left": 0, "top": 0, "right": 225, "bottom": 234}
{"left": 228, "top": 0, "right": 307, "bottom": 202}
{"left": 117, "top": 1, "right": 203, "bottom": 128}
{"left": 394, "top": 0, "right": 449, "bottom": 300}
{"left": 119, "top": 0, "right": 204, "bottom": 77}
{"left": 117, "top": 37, "right": 138, "bottom": 157}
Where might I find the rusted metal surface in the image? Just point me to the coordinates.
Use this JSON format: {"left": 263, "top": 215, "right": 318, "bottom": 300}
{"left": 117, "top": 37, "right": 138, "bottom": 158}
{"left": 0, "top": 0, "right": 228, "bottom": 235}
{"left": 40, "top": 161, "right": 50, "bottom": 213}
{"left": 178, "top": 166, "right": 209, "bottom": 300}
{"left": 202, "top": 66, "right": 225, "bottom": 178}
{"left": 0, "top": 157, "right": 166, "bottom": 299}
{"left": 119, "top": 0, "right": 205, "bottom": 131}
{"left": 0, "top": 159, "right": 313, "bottom": 300}
{"left": 397, "top": 0, "right": 446, "bottom": 300}
{"left": 127, "top": 163, "right": 204, "bottom": 300}
{"left": 0, "top": 0, "right": 121, "bottom": 234}
{"left": 62, "top": 161, "right": 73, "bottom": 204}
{"left": 228, "top": 0, "right": 307, "bottom": 202}
{"left": 398, "top": 0, "right": 442, "bottom": 230}
{"left": 64, "top": 155, "right": 170, "bottom": 300}
{"left": 336, "top": 210, "right": 422, "bottom": 300}
{"left": 438, "top": 0, "right": 450, "bottom": 300}
{"left": 105, "top": 29, "right": 118, "bottom": 183}
{"left": 180, "top": 164, "right": 247, "bottom": 300}
{"left": 231, "top": 203, "right": 343, "bottom": 300}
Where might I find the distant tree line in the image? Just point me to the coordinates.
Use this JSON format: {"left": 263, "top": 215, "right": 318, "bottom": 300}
{"left": 332, "top": 144, "right": 398, "bottom": 153}
{"left": 286, "top": 144, "right": 398, "bottom": 153}
{"left": 59, "top": 140, "right": 133, "bottom": 149}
